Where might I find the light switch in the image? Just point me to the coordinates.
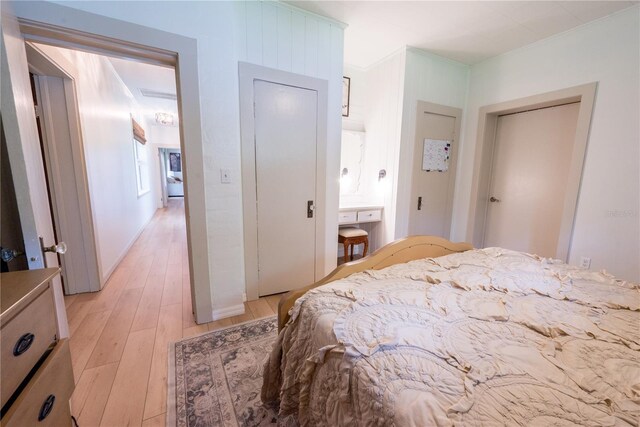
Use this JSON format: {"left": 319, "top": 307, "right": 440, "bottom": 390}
{"left": 220, "top": 168, "right": 232, "bottom": 184}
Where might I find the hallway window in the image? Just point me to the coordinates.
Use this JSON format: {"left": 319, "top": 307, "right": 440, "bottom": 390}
{"left": 134, "top": 139, "right": 150, "bottom": 196}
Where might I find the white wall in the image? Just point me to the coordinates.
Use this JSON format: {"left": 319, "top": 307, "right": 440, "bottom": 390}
{"left": 37, "top": 45, "right": 159, "bottom": 283}
{"left": 342, "top": 65, "right": 367, "bottom": 132}
{"left": 454, "top": 7, "right": 640, "bottom": 281}
{"left": 36, "top": 1, "right": 344, "bottom": 314}
{"left": 395, "top": 48, "right": 469, "bottom": 239}
{"left": 363, "top": 50, "right": 407, "bottom": 244}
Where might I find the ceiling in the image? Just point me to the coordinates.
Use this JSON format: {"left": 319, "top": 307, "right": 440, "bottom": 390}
{"left": 286, "top": 1, "right": 637, "bottom": 67}
{"left": 108, "top": 57, "right": 178, "bottom": 120}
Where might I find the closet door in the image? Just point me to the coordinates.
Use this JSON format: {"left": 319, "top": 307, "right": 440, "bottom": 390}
{"left": 484, "top": 102, "right": 580, "bottom": 257}
{"left": 254, "top": 80, "right": 318, "bottom": 296}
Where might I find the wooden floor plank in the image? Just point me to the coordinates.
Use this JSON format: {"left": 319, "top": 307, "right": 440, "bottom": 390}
{"left": 85, "top": 287, "right": 144, "bottom": 369}
{"left": 130, "top": 273, "right": 164, "bottom": 332}
{"left": 161, "top": 262, "right": 182, "bottom": 307}
{"left": 228, "top": 302, "right": 255, "bottom": 325}
{"left": 126, "top": 256, "right": 154, "bottom": 289}
{"left": 142, "top": 413, "right": 166, "bottom": 427}
{"left": 71, "top": 362, "right": 119, "bottom": 427}
{"left": 182, "top": 324, "right": 208, "bottom": 338}
{"left": 66, "top": 299, "right": 95, "bottom": 337}
{"left": 100, "top": 328, "right": 156, "bottom": 427}
{"left": 247, "top": 298, "right": 275, "bottom": 319}
{"left": 69, "top": 310, "right": 112, "bottom": 381}
{"left": 208, "top": 317, "right": 233, "bottom": 331}
{"left": 264, "top": 294, "right": 282, "bottom": 313}
{"left": 89, "top": 266, "right": 132, "bottom": 313}
{"left": 143, "top": 303, "right": 182, "bottom": 420}
{"left": 65, "top": 294, "right": 78, "bottom": 308}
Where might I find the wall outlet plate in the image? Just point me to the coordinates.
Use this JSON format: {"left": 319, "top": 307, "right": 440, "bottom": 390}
{"left": 580, "top": 257, "right": 591, "bottom": 269}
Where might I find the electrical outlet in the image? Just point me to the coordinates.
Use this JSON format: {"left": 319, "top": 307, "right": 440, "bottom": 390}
{"left": 580, "top": 257, "right": 591, "bottom": 269}
{"left": 220, "top": 168, "right": 232, "bottom": 184}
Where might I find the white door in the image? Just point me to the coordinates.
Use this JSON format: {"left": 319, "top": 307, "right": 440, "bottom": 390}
{"left": 254, "top": 80, "right": 317, "bottom": 296}
{"left": 484, "top": 102, "right": 580, "bottom": 258}
{"left": 408, "top": 107, "right": 459, "bottom": 237}
{"left": 1, "top": 9, "right": 69, "bottom": 337}
{"left": 33, "top": 74, "right": 102, "bottom": 294}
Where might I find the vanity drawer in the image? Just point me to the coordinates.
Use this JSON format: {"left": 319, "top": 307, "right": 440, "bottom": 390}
{"left": 338, "top": 211, "right": 357, "bottom": 224}
{"left": 2, "top": 339, "right": 73, "bottom": 427}
{"left": 1, "top": 287, "right": 57, "bottom": 408}
{"left": 357, "top": 209, "right": 381, "bottom": 223}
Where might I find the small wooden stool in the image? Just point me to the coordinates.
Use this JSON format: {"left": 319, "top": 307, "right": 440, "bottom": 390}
{"left": 338, "top": 227, "right": 369, "bottom": 263}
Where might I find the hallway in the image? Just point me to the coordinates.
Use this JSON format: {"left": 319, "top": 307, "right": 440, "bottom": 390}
{"left": 64, "top": 198, "right": 280, "bottom": 426}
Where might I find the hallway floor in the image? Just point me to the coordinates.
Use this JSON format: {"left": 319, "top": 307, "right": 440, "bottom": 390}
{"left": 64, "top": 198, "right": 280, "bottom": 427}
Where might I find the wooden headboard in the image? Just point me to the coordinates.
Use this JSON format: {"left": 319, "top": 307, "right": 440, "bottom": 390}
{"left": 277, "top": 235, "right": 473, "bottom": 330}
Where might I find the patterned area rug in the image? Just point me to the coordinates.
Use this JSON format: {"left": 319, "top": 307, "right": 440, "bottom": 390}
{"left": 168, "top": 317, "right": 279, "bottom": 427}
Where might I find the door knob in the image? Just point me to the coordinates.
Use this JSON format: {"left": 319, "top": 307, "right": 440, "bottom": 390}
{"left": 0, "top": 248, "right": 24, "bottom": 263}
{"left": 43, "top": 242, "right": 67, "bottom": 254}
{"left": 489, "top": 196, "right": 501, "bottom": 203}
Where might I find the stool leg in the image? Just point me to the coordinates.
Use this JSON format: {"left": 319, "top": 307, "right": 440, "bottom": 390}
{"left": 350, "top": 243, "right": 354, "bottom": 261}
{"left": 363, "top": 238, "right": 369, "bottom": 258}
{"left": 343, "top": 241, "right": 349, "bottom": 264}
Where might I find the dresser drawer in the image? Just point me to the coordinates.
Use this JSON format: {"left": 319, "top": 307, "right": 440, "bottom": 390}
{"left": 357, "top": 209, "right": 381, "bottom": 223}
{"left": 1, "top": 287, "right": 57, "bottom": 408}
{"left": 338, "top": 211, "right": 357, "bottom": 224}
{"left": 2, "top": 339, "right": 73, "bottom": 427}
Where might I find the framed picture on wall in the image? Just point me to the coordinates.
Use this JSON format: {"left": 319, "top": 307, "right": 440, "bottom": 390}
{"left": 342, "top": 76, "right": 351, "bottom": 117}
{"left": 169, "top": 152, "right": 181, "bottom": 172}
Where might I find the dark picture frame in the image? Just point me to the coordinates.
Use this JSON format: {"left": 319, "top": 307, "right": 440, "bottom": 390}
{"left": 169, "top": 152, "right": 182, "bottom": 172}
{"left": 342, "top": 76, "right": 351, "bottom": 117}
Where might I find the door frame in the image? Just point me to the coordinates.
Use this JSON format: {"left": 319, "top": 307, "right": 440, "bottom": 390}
{"left": 239, "top": 62, "right": 328, "bottom": 302}
{"left": 467, "top": 83, "right": 597, "bottom": 261}
{"left": 10, "top": 2, "right": 214, "bottom": 323}
{"left": 408, "top": 100, "right": 463, "bottom": 239}
{"left": 27, "top": 43, "right": 102, "bottom": 294}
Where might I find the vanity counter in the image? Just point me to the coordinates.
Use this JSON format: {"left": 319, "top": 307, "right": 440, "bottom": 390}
{"left": 338, "top": 205, "right": 383, "bottom": 225}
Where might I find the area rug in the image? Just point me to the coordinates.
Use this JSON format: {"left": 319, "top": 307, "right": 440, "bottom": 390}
{"left": 167, "top": 316, "right": 279, "bottom": 427}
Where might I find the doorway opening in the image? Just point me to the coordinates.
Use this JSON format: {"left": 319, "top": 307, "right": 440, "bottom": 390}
{"left": 3, "top": 5, "right": 213, "bottom": 323}
{"left": 27, "top": 42, "right": 186, "bottom": 293}
{"left": 467, "top": 83, "right": 597, "bottom": 261}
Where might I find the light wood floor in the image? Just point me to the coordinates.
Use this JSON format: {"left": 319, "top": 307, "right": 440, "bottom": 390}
{"left": 64, "top": 198, "right": 280, "bottom": 427}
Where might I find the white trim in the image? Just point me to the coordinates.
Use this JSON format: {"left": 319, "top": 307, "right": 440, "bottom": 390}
{"left": 211, "top": 304, "right": 246, "bottom": 321}
{"left": 239, "top": 62, "right": 329, "bottom": 301}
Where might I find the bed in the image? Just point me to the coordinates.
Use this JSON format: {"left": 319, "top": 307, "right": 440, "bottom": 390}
{"left": 262, "top": 236, "right": 639, "bottom": 426}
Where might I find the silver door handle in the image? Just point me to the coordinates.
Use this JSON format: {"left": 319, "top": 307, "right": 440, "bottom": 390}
{"left": 489, "top": 196, "right": 501, "bottom": 203}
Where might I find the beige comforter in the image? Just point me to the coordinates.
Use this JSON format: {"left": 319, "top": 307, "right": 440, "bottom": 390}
{"left": 262, "top": 248, "right": 640, "bottom": 426}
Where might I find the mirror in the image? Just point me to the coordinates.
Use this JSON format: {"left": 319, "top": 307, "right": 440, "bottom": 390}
{"left": 340, "top": 130, "right": 365, "bottom": 195}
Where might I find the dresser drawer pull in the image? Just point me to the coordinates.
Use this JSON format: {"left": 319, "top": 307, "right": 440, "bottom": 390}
{"left": 13, "top": 333, "right": 35, "bottom": 356}
{"left": 38, "top": 394, "right": 56, "bottom": 421}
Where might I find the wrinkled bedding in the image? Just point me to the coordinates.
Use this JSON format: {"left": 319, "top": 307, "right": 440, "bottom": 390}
{"left": 261, "top": 248, "right": 640, "bottom": 426}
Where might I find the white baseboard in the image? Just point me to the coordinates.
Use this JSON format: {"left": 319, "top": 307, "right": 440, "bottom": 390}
{"left": 211, "top": 304, "right": 245, "bottom": 321}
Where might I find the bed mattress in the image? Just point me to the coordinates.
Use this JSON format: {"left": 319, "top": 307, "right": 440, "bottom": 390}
{"left": 262, "top": 248, "right": 639, "bottom": 426}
